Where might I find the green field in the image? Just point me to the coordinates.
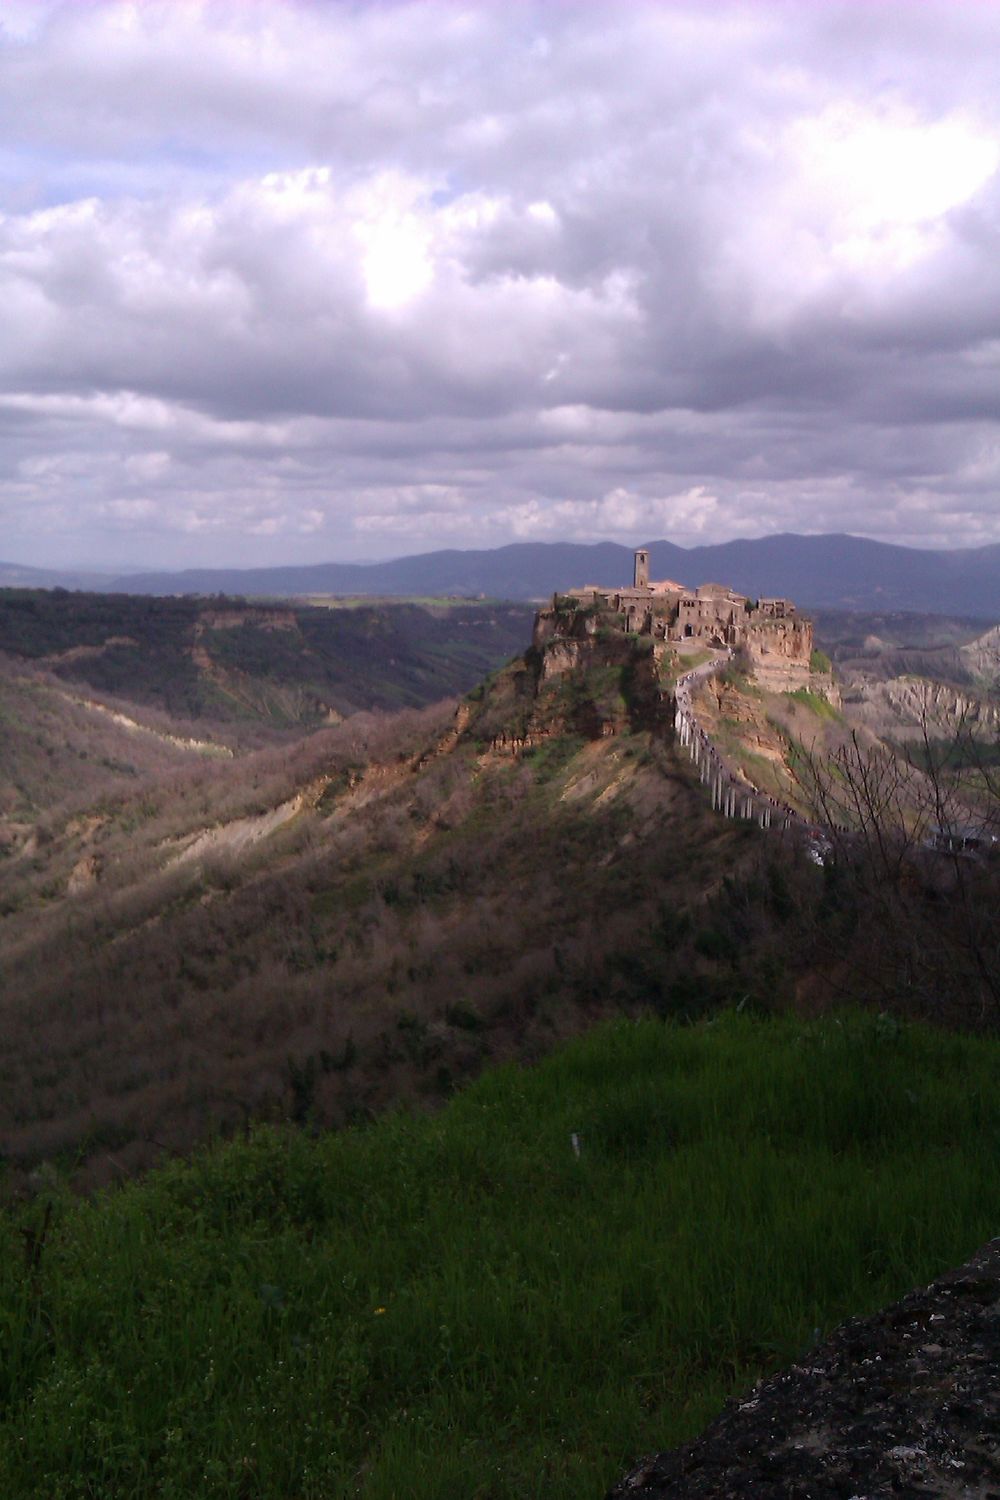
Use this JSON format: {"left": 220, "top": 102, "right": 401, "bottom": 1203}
{"left": 3, "top": 1009, "right": 999, "bottom": 1498}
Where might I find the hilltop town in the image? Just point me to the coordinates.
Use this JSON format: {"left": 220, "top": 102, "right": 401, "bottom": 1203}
{"left": 533, "top": 550, "right": 814, "bottom": 690}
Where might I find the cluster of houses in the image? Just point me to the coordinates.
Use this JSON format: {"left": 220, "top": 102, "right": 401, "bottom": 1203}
{"left": 547, "top": 549, "right": 814, "bottom": 686}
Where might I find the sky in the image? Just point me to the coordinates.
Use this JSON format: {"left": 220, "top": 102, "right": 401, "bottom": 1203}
{"left": 3, "top": 1, "right": 1000, "bottom": 571}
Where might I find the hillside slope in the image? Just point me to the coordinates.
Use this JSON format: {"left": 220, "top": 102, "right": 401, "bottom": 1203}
{"left": 0, "top": 627, "right": 802, "bottom": 1186}
{"left": 2, "top": 1013, "right": 999, "bottom": 1500}
{"left": 0, "top": 590, "right": 534, "bottom": 727}
{"left": 6, "top": 596, "right": 999, "bottom": 1186}
{"left": 0, "top": 654, "right": 238, "bottom": 837}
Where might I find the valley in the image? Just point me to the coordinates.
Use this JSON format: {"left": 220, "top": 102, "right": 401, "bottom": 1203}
{"left": 1, "top": 579, "right": 999, "bottom": 1497}
{"left": 6, "top": 8, "right": 1000, "bottom": 1493}
{"left": 1, "top": 617, "right": 766, "bottom": 1188}
{"left": 0, "top": 590, "right": 533, "bottom": 826}
{"left": 0, "top": 588, "right": 534, "bottom": 730}
{"left": 3, "top": 580, "right": 999, "bottom": 1186}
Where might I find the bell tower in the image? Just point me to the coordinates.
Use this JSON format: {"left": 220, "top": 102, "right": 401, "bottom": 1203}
{"left": 634, "top": 549, "right": 649, "bottom": 588}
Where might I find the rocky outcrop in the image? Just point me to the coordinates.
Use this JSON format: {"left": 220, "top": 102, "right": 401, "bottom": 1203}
{"left": 608, "top": 1238, "right": 1000, "bottom": 1500}
{"left": 533, "top": 605, "right": 604, "bottom": 650}
{"left": 39, "top": 635, "right": 138, "bottom": 666}
{"left": 67, "top": 694, "right": 234, "bottom": 756}
{"left": 846, "top": 674, "right": 1000, "bottom": 741}
{"left": 460, "top": 617, "right": 675, "bottom": 757}
{"left": 537, "top": 637, "right": 593, "bottom": 686}
{"left": 746, "top": 621, "right": 813, "bottom": 691}
{"left": 196, "top": 608, "right": 299, "bottom": 632}
{"left": 166, "top": 794, "right": 307, "bottom": 867}
{"left": 0, "top": 822, "right": 37, "bottom": 859}
{"left": 960, "top": 625, "right": 1000, "bottom": 685}
{"left": 67, "top": 853, "right": 102, "bottom": 895}
{"left": 701, "top": 680, "right": 789, "bottom": 769}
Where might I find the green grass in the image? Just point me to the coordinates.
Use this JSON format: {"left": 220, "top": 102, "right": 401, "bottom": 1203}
{"left": 521, "top": 732, "right": 588, "bottom": 783}
{"left": 2, "top": 1010, "right": 1000, "bottom": 1499}
{"left": 784, "top": 688, "right": 840, "bottom": 721}
{"left": 676, "top": 648, "right": 715, "bottom": 671}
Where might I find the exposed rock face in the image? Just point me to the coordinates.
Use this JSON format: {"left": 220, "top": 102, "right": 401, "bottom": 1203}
{"left": 460, "top": 622, "right": 673, "bottom": 757}
{"left": 0, "top": 822, "right": 36, "bottom": 858}
{"left": 166, "top": 792, "right": 310, "bottom": 868}
{"left": 701, "top": 681, "right": 789, "bottom": 769}
{"left": 608, "top": 1238, "right": 1000, "bottom": 1500}
{"left": 532, "top": 605, "right": 604, "bottom": 652}
{"left": 67, "top": 853, "right": 102, "bottom": 895}
{"left": 846, "top": 674, "right": 1000, "bottom": 741}
{"left": 960, "top": 625, "right": 1000, "bottom": 684}
{"left": 537, "top": 637, "right": 593, "bottom": 686}
{"left": 742, "top": 619, "right": 813, "bottom": 692}
{"left": 196, "top": 608, "right": 299, "bottom": 632}
{"left": 68, "top": 696, "right": 234, "bottom": 757}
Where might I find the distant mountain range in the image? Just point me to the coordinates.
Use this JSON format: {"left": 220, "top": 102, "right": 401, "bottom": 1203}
{"left": 0, "top": 560, "right": 112, "bottom": 591}
{"left": 4, "top": 532, "right": 1000, "bottom": 616}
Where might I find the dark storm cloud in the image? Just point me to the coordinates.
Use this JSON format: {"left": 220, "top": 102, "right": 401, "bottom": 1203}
{"left": 1, "top": 0, "right": 1000, "bottom": 568}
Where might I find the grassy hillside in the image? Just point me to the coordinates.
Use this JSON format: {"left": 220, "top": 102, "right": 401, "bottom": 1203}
{"left": 0, "top": 589, "right": 535, "bottom": 726}
{"left": 2, "top": 1010, "right": 999, "bottom": 1499}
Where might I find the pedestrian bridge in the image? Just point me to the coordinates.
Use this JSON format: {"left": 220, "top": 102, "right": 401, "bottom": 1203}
{"left": 672, "top": 652, "right": 801, "bottom": 833}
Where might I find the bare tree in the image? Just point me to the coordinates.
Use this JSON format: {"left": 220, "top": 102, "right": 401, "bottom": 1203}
{"left": 795, "top": 706, "right": 1000, "bottom": 1025}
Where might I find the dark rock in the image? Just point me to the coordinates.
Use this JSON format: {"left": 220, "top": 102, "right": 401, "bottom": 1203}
{"left": 608, "top": 1238, "right": 1000, "bottom": 1500}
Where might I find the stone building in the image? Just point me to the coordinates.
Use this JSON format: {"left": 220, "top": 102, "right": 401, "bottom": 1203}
{"left": 538, "top": 550, "right": 814, "bottom": 687}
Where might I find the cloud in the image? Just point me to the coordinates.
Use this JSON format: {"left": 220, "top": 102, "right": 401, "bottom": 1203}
{"left": 1, "top": 1, "right": 1000, "bottom": 569}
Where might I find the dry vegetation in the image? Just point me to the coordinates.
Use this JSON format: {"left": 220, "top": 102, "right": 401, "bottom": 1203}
{"left": 688, "top": 643, "right": 1000, "bottom": 1031}
{"left": 4, "top": 601, "right": 1000, "bottom": 1191}
{"left": 0, "top": 640, "right": 812, "bottom": 1189}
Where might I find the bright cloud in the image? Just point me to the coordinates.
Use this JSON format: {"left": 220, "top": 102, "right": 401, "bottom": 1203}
{"left": 786, "top": 103, "right": 999, "bottom": 272}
